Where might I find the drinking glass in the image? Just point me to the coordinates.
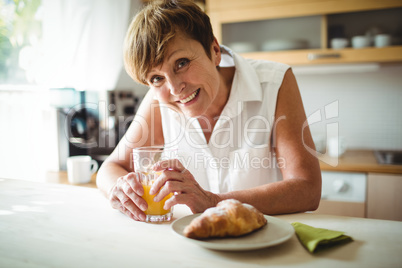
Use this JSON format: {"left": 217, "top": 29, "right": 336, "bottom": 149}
{"left": 133, "top": 146, "right": 177, "bottom": 222}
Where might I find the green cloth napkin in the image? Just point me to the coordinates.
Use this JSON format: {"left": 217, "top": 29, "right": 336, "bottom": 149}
{"left": 291, "top": 222, "right": 353, "bottom": 253}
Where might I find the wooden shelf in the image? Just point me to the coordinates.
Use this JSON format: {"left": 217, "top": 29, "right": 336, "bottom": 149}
{"left": 240, "top": 46, "right": 402, "bottom": 65}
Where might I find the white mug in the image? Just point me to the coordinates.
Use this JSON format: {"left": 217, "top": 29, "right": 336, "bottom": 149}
{"left": 352, "top": 36, "right": 370, "bottom": 49}
{"left": 67, "top": 156, "right": 98, "bottom": 184}
{"left": 374, "top": 34, "right": 391, "bottom": 47}
{"left": 331, "top": 38, "right": 348, "bottom": 49}
{"left": 328, "top": 137, "right": 347, "bottom": 158}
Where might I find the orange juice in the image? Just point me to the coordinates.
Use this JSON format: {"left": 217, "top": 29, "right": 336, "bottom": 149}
{"left": 142, "top": 184, "right": 173, "bottom": 215}
{"left": 140, "top": 171, "right": 172, "bottom": 216}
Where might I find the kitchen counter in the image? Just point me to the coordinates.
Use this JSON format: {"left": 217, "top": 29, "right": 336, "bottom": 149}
{"left": 46, "top": 171, "right": 97, "bottom": 188}
{"left": 319, "top": 149, "right": 402, "bottom": 174}
{"left": 1, "top": 178, "right": 401, "bottom": 267}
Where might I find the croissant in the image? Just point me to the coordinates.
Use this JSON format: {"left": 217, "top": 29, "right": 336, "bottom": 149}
{"left": 183, "top": 199, "right": 267, "bottom": 239}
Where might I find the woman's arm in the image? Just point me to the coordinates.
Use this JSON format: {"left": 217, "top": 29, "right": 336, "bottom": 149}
{"left": 216, "top": 68, "right": 322, "bottom": 214}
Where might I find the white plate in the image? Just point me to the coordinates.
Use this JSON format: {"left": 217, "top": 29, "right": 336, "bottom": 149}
{"left": 171, "top": 214, "right": 295, "bottom": 251}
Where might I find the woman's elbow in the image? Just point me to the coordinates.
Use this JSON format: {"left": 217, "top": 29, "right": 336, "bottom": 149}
{"left": 309, "top": 194, "right": 321, "bottom": 212}
{"left": 307, "top": 174, "right": 322, "bottom": 211}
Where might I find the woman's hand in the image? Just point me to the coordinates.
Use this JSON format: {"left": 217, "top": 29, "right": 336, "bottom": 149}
{"left": 109, "top": 172, "right": 148, "bottom": 221}
{"left": 150, "top": 159, "right": 221, "bottom": 213}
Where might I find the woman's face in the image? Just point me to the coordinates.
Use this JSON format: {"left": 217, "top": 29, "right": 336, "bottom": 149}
{"left": 146, "top": 32, "right": 222, "bottom": 118}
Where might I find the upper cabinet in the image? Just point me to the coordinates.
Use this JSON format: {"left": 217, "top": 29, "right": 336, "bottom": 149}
{"left": 206, "top": 0, "right": 402, "bottom": 65}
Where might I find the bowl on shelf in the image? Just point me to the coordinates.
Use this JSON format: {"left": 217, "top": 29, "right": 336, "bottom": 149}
{"left": 261, "top": 39, "right": 309, "bottom": 51}
{"left": 351, "top": 36, "right": 370, "bottom": 49}
{"left": 228, "top": 42, "right": 258, "bottom": 53}
{"left": 331, "top": 38, "right": 349, "bottom": 49}
{"left": 374, "top": 34, "right": 392, "bottom": 47}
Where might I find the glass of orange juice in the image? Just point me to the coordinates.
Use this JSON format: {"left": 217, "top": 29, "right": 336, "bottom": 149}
{"left": 133, "top": 146, "right": 177, "bottom": 222}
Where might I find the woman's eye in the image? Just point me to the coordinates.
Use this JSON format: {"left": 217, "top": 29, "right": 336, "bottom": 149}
{"left": 177, "top": 58, "right": 190, "bottom": 70}
{"left": 151, "top": 76, "right": 163, "bottom": 85}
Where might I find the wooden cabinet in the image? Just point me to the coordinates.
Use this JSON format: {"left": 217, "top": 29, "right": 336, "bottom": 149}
{"left": 367, "top": 173, "right": 402, "bottom": 221}
{"left": 311, "top": 169, "right": 402, "bottom": 220}
{"left": 206, "top": 0, "right": 402, "bottom": 65}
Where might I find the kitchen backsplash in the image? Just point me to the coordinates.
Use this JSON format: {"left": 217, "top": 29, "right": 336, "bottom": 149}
{"left": 296, "top": 63, "right": 402, "bottom": 150}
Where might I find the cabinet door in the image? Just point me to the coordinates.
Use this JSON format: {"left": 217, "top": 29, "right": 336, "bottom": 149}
{"left": 367, "top": 173, "right": 402, "bottom": 221}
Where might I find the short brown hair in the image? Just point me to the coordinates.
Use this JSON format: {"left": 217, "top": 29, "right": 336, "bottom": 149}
{"left": 124, "top": 0, "right": 214, "bottom": 85}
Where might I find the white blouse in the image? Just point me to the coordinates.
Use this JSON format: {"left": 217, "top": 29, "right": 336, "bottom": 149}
{"left": 159, "top": 46, "right": 290, "bottom": 194}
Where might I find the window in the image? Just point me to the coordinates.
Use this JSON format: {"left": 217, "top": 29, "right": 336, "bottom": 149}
{"left": 0, "top": 0, "right": 43, "bottom": 85}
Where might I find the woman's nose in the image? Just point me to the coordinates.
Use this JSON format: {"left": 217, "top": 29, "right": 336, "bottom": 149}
{"left": 167, "top": 76, "right": 185, "bottom": 96}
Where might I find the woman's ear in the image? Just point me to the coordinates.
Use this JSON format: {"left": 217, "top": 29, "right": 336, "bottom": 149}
{"left": 211, "top": 37, "right": 221, "bottom": 66}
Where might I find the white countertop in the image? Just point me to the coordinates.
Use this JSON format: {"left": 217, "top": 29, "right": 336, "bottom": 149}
{"left": 1, "top": 178, "right": 401, "bottom": 268}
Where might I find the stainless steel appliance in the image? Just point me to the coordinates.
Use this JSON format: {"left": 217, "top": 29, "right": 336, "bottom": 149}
{"left": 107, "top": 89, "right": 144, "bottom": 141}
{"left": 88, "top": 89, "right": 144, "bottom": 166}
{"left": 51, "top": 88, "right": 98, "bottom": 170}
{"left": 375, "top": 150, "right": 402, "bottom": 165}
{"left": 51, "top": 88, "right": 144, "bottom": 170}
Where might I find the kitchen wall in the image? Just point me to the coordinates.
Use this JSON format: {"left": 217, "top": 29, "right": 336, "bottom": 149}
{"left": 114, "top": 0, "right": 150, "bottom": 96}
{"left": 295, "top": 63, "right": 402, "bottom": 151}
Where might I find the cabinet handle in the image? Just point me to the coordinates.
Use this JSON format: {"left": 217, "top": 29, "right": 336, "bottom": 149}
{"left": 308, "top": 53, "right": 341, "bottom": 61}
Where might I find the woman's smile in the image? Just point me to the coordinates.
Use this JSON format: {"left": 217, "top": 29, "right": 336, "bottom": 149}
{"left": 178, "top": 88, "right": 200, "bottom": 104}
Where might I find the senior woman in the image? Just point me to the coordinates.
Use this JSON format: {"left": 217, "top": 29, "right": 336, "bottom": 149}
{"left": 96, "top": 0, "right": 321, "bottom": 221}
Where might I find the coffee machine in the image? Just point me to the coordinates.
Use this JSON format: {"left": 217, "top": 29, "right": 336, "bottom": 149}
{"left": 50, "top": 88, "right": 144, "bottom": 170}
{"left": 51, "top": 88, "right": 98, "bottom": 170}
{"left": 107, "top": 89, "right": 144, "bottom": 141}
